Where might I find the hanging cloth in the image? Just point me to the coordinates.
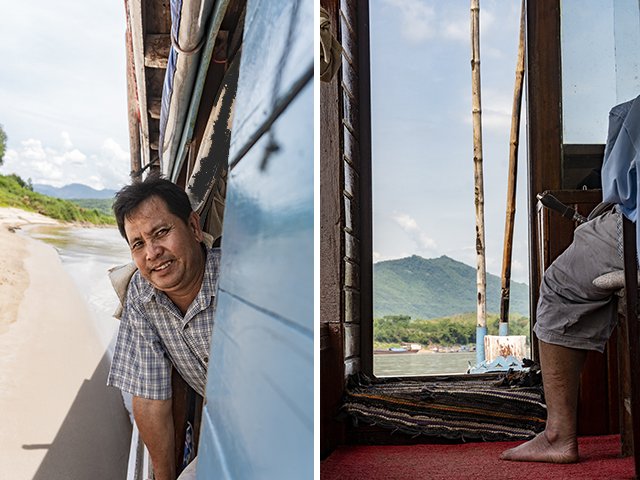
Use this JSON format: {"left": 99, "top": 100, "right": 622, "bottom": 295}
{"left": 601, "top": 94, "right": 640, "bottom": 257}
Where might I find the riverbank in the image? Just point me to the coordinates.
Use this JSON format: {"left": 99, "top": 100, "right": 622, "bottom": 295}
{"left": 0, "top": 207, "right": 131, "bottom": 479}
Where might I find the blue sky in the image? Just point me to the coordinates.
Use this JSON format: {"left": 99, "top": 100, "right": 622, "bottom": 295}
{"left": 0, "top": 0, "right": 130, "bottom": 190}
{"left": 367, "top": 0, "right": 640, "bottom": 284}
{"left": 370, "top": 0, "right": 531, "bottom": 282}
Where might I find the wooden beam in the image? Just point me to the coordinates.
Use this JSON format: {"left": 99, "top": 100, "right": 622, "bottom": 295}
{"left": 145, "top": 33, "right": 171, "bottom": 68}
{"left": 126, "top": 0, "right": 151, "bottom": 168}
{"left": 526, "top": 0, "right": 562, "bottom": 361}
{"left": 149, "top": 133, "right": 159, "bottom": 151}
{"left": 148, "top": 97, "right": 162, "bottom": 119}
{"left": 353, "top": 0, "right": 373, "bottom": 376}
{"left": 125, "top": 16, "right": 141, "bottom": 179}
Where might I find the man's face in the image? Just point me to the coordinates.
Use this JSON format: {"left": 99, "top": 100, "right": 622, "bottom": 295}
{"left": 124, "top": 196, "right": 205, "bottom": 298}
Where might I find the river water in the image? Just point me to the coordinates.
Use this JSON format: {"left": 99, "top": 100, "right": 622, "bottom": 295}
{"left": 26, "top": 225, "right": 131, "bottom": 357}
{"left": 374, "top": 352, "right": 478, "bottom": 377}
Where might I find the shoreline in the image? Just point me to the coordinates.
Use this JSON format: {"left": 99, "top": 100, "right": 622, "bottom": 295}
{"left": 0, "top": 207, "right": 131, "bottom": 478}
{"left": 0, "top": 208, "right": 58, "bottom": 334}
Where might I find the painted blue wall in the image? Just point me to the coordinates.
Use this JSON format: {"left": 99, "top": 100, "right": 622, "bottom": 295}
{"left": 197, "top": 0, "right": 313, "bottom": 478}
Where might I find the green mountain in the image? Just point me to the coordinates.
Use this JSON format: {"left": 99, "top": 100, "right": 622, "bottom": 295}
{"left": 33, "top": 183, "right": 117, "bottom": 200}
{"left": 0, "top": 174, "right": 115, "bottom": 225}
{"left": 374, "top": 255, "right": 529, "bottom": 319}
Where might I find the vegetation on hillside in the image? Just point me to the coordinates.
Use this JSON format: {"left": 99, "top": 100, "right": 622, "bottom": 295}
{"left": 0, "top": 174, "right": 115, "bottom": 225}
{"left": 374, "top": 312, "right": 530, "bottom": 349}
{"left": 68, "top": 198, "right": 114, "bottom": 216}
{"left": 374, "top": 255, "right": 530, "bottom": 319}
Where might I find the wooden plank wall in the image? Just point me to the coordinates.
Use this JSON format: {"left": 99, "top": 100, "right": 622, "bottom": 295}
{"left": 320, "top": 0, "right": 370, "bottom": 457}
{"left": 320, "top": 0, "right": 346, "bottom": 458}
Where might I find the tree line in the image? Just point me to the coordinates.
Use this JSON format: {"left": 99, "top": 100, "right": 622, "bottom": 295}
{"left": 374, "top": 313, "right": 530, "bottom": 347}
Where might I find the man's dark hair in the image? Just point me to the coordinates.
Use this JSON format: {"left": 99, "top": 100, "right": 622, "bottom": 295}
{"left": 113, "top": 174, "right": 193, "bottom": 240}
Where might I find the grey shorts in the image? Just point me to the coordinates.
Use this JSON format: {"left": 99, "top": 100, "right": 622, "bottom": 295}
{"left": 533, "top": 209, "right": 623, "bottom": 352}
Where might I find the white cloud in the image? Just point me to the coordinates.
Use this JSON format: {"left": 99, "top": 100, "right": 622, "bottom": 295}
{"left": 442, "top": 17, "right": 468, "bottom": 42}
{"left": 61, "top": 131, "right": 73, "bottom": 149}
{"left": 394, "top": 213, "right": 419, "bottom": 231}
{"left": 392, "top": 212, "right": 437, "bottom": 252}
{"left": 461, "top": 87, "right": 513, "bottom": 133}
{"left": 383, "top": 0, "right": 436, "bottom": 43}
{"left": 2, "top": 136, "right": 130, "bottom": 190}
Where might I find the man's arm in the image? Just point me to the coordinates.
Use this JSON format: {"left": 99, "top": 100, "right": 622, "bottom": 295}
{"left": 132, "top": 396, "right": 176, "bottom": 480}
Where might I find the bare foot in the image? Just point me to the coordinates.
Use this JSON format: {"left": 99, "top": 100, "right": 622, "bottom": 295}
{"left": 500, "top": 431, "right": 579, "bottom": 463}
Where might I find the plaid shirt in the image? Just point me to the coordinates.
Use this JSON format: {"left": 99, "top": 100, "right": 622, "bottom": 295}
{"left": 107, "top": 247, "right": 221, "bottom": 399}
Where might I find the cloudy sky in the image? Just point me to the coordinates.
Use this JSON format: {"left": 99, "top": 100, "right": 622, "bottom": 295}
{"left": 369, "top": 0, "right": 638, "bottom": 285}
{"left": 0, "top": 0, "right": 130, "bottom": 190}
{"left": 370, "top": 0, "right": 531, "bottom": 283}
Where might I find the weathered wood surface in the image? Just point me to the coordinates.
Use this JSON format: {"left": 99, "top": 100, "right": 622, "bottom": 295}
{"left": 144, "top": 33, "right": 171, "bottom": 68}
{"left": 320, "top": 0, "right": 347, "bottom": 457}
{"left": 526, "top": 0, "right": 562, "bottom": 335}
{"left": 125, "top": 18, "right": 142, "bottom": 179}
{"left": 148, "top": 96, "right": 162, "bottom": 119}
{"left": 197, "top": 67, "right": 312, "bottom": 478}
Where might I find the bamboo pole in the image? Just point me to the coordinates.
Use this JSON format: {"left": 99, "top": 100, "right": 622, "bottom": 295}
{"left": 470, "top": 0, "right": 487, "bottom": 365}
{"left": 499, "top": 0, "right": 526, "bottom": 333}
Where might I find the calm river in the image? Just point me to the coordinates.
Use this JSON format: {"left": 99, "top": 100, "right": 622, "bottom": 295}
{"left": 374, "top": 352, "right": 478, "bottom": 377}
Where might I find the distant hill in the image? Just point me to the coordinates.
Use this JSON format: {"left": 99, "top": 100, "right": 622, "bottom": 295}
{"left": 33, "top": 183, "right": 117, "bottom": 200}
{"left": 374, "top": 255, "right": 529, "bottom": 319}
{"left": 0, "top": 174, "right": 115, "bottom": 225}
{"left": 68, "top": 198, "right": 114, "bottom": 217}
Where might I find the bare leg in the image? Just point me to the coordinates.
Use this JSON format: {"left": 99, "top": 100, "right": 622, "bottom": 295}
{"left": 500, "top": 340, "right": 587, "bottom": 463}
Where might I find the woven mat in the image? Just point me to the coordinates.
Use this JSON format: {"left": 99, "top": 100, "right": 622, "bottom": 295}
{"left": 342, "top": 372, "right": 547, "bottom": 441}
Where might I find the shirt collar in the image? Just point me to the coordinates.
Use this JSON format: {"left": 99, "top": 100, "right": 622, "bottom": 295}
{"left": 137, "top": 245, "right": 221, "bottom": 309}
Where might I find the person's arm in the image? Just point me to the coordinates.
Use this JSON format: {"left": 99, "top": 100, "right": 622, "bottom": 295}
{"left": 132, "top": 396, "right": 176, "bottom": 480}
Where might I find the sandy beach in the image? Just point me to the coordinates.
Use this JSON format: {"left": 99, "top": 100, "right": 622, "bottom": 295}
{"left": 0, "top": 208, "right": 132, "bottom": 479}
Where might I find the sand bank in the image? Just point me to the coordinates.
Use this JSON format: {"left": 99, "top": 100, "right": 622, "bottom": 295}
{"left": 0, "top": 209, "right": 58, "bottom": 335}
{"left": 0, "top": 208, "right": 131, "bottom": 479}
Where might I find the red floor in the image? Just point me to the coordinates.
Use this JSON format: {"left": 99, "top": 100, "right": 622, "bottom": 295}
{"left": 321, "top": 435, "right": 635, "bottom": 479}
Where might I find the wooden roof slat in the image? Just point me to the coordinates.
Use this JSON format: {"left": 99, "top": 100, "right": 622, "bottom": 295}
{"left": 148, "top": 96, "right": 162, "bottom": 119}
{"left": 145, "top": 34, "right": 171, "bottom": 68}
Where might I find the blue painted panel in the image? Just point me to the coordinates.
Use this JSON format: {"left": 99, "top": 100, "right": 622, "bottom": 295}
{"left": 218, "top": 82, "right": 313, "bottom": 331}
{"left": 197, "top": 291, "right": 313, "bottom": 479}
{"left": 198, "top": 84, "right": 313, "bottom": 478}
{"left": 229, "top": 0, "right": 313, "bottom": 162}
{"left": 196, "top": 3, "right": 313, "bottom": 474}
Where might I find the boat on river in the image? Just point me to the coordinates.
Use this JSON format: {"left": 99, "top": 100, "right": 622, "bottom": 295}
{"left": 374, "top": 343, "right": 422, "bottom": 355}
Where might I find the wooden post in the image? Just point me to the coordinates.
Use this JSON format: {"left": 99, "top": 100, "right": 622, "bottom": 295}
{"left": 470, "top": 0, "right": 487, "bottom": 365}
{"left": 622, "top": 216, "right": 640, "bottom": 477}
{"left": 499, "top": 0, "right": 526, "bottom": 332}
{"left": 125, "top": 21, "right": 142, "bottom": 182}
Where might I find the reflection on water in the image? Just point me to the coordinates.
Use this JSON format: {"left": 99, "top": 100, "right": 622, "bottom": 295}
{"left": 374, "top": 352, "right": 477, "bottom": 377}
{"left": 26, "top": 225, "right": 132, "bottom": 355}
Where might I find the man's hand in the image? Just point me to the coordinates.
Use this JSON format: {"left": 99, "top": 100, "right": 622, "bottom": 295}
{"left": 133, "top": 396, "right": 176, "bottom": 480}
